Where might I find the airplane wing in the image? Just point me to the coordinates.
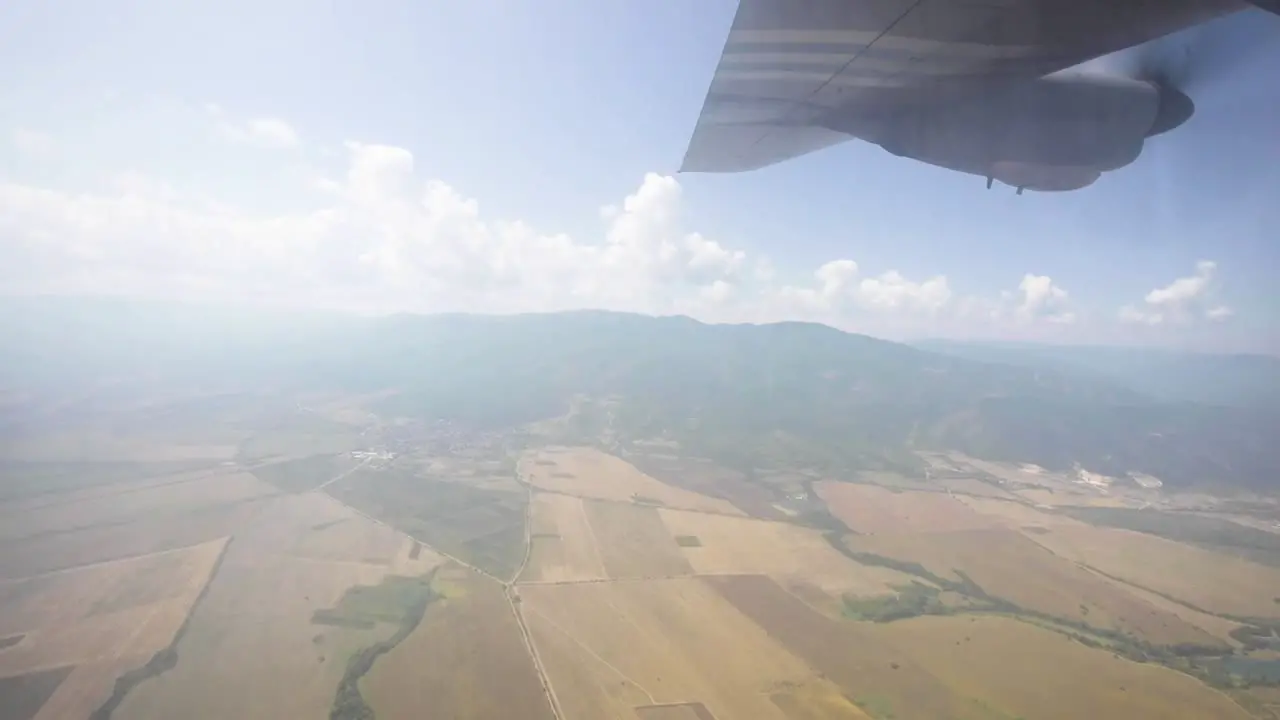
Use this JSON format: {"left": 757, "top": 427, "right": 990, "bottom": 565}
{"left": 681, "top": 0, "right": 1247, "bottom": 172}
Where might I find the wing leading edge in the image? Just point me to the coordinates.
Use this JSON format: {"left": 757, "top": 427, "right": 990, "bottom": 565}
{"left": 681, "top": 0, "right": 1247, "bottom": 173}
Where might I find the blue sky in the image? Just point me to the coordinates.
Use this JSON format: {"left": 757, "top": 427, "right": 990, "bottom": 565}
{"left": 1, "top": 0, "right": 1278, "bottom": 352}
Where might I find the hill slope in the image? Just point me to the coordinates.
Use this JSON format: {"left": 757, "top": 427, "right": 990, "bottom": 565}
{"left": 2, "top": 299, "right": 1277, "bottom": 492}
{"left": 916, "top": 339, "right": 1280, "bottom": 409}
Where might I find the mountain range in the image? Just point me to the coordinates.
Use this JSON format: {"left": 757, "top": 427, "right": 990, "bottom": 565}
{"left": 2, "top": 296, "right": 1277, "bottom": 492}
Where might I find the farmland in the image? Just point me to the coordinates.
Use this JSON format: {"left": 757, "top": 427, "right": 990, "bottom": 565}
{"left": 327, "top": 465, "right": 527, "bottom": 580}
{"left": 523, "top": 447, "right": 743, "bottom": 515}
{"left": 871, "top": 615, "right": 1252, "bottom": 720}
{"left": 1026, "top": 524, "right": 1280, "bottom": 620}
{"left": 521, "top": 577, "right": 868, "bottom": 720}
{"left": 522, "top": 493, "right": 608, "bottom": 583}
{"left": 1, "top": 376, "right": 1275, "bottom": 720}
{"left": 844, "top": 528, "right": 1226, "bottom": 647}
{"left": 657, "top": 509, "right": 914, "bottom": 598}
{"left": 815, "top": 483, "right": 1001, "bottom": 534}
{"left": 362, "top": 565, "right": 554, "bottom": 720}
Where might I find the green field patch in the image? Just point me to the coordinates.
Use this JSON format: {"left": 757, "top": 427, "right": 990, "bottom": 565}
{"left": 251, "top": 454, "right": 347, "bottom": 493}
{"left": 327, "top": 469, "right": 527, "bottom": 580}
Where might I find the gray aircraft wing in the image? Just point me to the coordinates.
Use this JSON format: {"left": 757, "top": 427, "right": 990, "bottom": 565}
{"left": 681, "top": 0, "right": 1247, "bottom": 172}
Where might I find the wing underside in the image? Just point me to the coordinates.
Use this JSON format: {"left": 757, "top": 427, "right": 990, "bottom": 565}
{"left": 681, "top": 0, "right": 1246, "bottom": 173}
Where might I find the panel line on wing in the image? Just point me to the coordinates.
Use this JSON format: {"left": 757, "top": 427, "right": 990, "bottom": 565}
{"left": 747, "top": 0, "right": 927, "bottom": 159}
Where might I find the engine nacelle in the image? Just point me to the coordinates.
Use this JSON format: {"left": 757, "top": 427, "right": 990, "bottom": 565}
{"left": 870, "top": 73, "right": 1186, "bottom": 191}
{"left": 990, "top": 162, "right": 1102, "bottom": 193}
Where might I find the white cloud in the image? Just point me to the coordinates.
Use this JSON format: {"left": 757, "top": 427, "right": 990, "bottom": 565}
{"left": 1206, "top": 305, "right": 1234, "bottom": 321}
{"left": 1014, "top": 274, "right": 1075, "bottom": 325}
{"left": 1120, "top": 261, "right": 1226, "bottom": 325}
{"left": 857, "top": 271, "right": 951, "bottom": 313}
{"left": 1118, "top": 304, "right": 1163, "bottom": 326}
{"left": 2, "top": 114, "right": 1229, "bottom": 344}
{"left": 1145, "top": 260, "right": 1214, "bottom": 307}
{"left": 207, "top": 104, "right": 300, "bottom": 149}
{"left": 0, "top": 138, "right": 977, "bottom": 334}
{"left": 11, "top": 128, "right": 55, "bottom": 156}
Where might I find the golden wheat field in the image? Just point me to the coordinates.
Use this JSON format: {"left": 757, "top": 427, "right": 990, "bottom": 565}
{"left": 363, "top": 565, "right": 553, "bottom": 720}
{"left": 521, "top": 577, "right": 868, "bottom": 720}
{"left": 0, "top": 537, "right": 227, "bottom": 720}
{"left": 522, "top": 492, "right": 608, "bottom": 583}
{"left": 110, "top": 494, "right": 443, "bottom": 720}
{"left": 816, "top": 483, "right": 1001, "bottom": 535}
{"left": 522, "top": 447, "right": 743, "bottom": 515}
{"left": 582, "top": 500, "right": 694, "bottom": 580}
{"left": 845, "top": 529, "right": 1223, "bottom": 646}
{"left": 657, "top": 508, "right": 914, "bottom": 597}
{"left": 871, "top": 615, "right": 1252, "bottom": 720}
{"left": 2, "top": 388, "right": 1273, "bottom": 720}
{"left": 1027, "top": 524, "right": 1280, "bottom": 619}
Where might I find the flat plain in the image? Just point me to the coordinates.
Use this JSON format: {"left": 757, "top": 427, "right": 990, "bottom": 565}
{"left": 523, "top": 447, "right": 744, "bottom": 515}
{"left": 815, "top": 483, "right": 1001, "bottom": 535}
{"left": 583, "top": 500, "right": 693, "bottom": 579}
{"left": 362, "top": 565, "right": 554, "bottom": 720}
{"left": 871, "top": 615, "right": 1253, "bottom": 720}
{"left": 657, "top": 508, "right": 915, "bottom": 598}
{"left": 1027, "top": 524, "right": 1280, "bottom": 620}
{"left": 521, "top": 577, "right": 869, "bottom": 720}
{"left": 110, "top": 493, "right": 443, "bottom": 720}
{"left": 1, "top": 387, "right": 1273, "bottom": 720}
{"left": 522, "top": 492, "right": 608, "bottom": 583}
{"left": 0, "top": 537, "right": 227, "bottom": 720}
{"left": 845, "top": 528, "right": 1225, "bottom": 647}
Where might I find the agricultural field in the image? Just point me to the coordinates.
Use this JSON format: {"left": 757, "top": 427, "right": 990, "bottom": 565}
{"left": 626, "top": 453, "right": 791, "bottom": 519}
{"left": 1, "top": 385, "right": 1274, "bottom": 720}
{"left": 0, "top": 470, "right": 275, "bottom": 544}
{"left": 584, "top": 500, "right": 693, "bottom": 579}
{"left": 657, "top": 509, "right": 914, "bottom": 598}
{"left": 1026, "top": 524, "right": 1280, "bottom": 620}
{"left": 705, "top": 574, "right": 1006, "bottom": 720}
{"left": 522, "top": 493, "right": 607, "bottom": 583}
{"left": 362, "top": 565, "right": 554, "bottom": 720}
{"left": 815, "top": 482, "right": 1002, "bottom": 534}
{"left": 327, "top": 465, "right": 527, "bottom": 580}
{"left": 844, "top": 528, "right": 1226, "bottom": 647}
{"left": 950, "top": 496, "right": 1088, "bottom": 531}
{"left": 250, "top": 454, "right": 362, "bottom": 494}
{"left": 522, "top": 447, "right": 743, "bottom": 515}
{"left": 521, "top": 577, "right": 869, "bottom": 720}
{"left": 870, "top": 615, "right": 1252, "bottom": 720}
{"left": 109, "top": 493, "right": 444, "bottom": 720}
{"left": 0, "top": 537, "right": 227, "bottom": 720}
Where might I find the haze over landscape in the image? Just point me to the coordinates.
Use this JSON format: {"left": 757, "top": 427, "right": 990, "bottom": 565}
{"left": 3, "top": 2, "right": 1280, "bottom": 720}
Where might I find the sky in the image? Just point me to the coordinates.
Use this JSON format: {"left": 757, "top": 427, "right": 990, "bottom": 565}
{"left": 1, "top": 0, "right": 1278, "bottom": 353}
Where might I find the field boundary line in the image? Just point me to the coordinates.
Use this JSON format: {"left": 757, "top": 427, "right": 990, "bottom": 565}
{"left": 525, "top": 605, "right": 657, "bottom": 705}
{"left": 0, "top": 535, "right": 232, "bottom": 584}
{"left": 314, "top": 454, "right": 373, "bottom": 491}
{"left": 577, "top": 497, "right": 611, "bottom": 579}
{"left": 318, "top": 491, "right": 501, "bottom": 582}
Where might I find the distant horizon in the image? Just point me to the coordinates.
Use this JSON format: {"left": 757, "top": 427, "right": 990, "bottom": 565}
{"left": 5, "top": 290, "right": 1277, "bottom": 359}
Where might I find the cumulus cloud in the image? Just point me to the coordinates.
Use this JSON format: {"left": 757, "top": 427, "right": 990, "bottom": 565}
{"left": 0, "top": 146, "right": 760, "bottom": 318}
{"left": 206, "top": 104, "right": 299, "bottom": 149}
{"left": 0, "top": 134, "right": 978, "bottom": 335}
{"left": 1119, "top": 261, "right": 1228, "bottom": 325}
{"left": 4, "top": 114, "right": 1218, "bottom": 343}
{"left": 858, "top": 271, "right": 952, "bottom": 313}
{"left": 1015, "top": 274, "right": 1076, "bottom": 325}
{"left": 1206, "top": 305, "right": 1234, "bottom": 321}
